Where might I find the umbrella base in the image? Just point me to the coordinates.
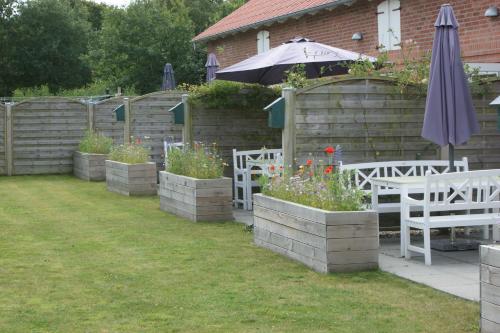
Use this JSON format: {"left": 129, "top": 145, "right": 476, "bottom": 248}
{"left": 431, "top": 238, "right": 480, "bottom": 251}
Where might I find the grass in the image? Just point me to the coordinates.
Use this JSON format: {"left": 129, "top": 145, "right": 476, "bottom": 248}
{"left": 0, "top": 175, "right": 479, "bottom": 332}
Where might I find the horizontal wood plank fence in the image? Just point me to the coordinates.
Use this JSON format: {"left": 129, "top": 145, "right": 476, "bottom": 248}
{"left": 0, "top": 104, "right": 5, "bottom": 175}
{"left": 190, "top": 105, "right": 282, "bottom": 176}
{"left": 2, "top": 79, "right": 499, "bottom": 176}
{"left": 130, "top": 91, "right": 184, "bottom": 169}
{"left": 0, "top": 91, "right": 184, "bottom": 175}
{"left": 94, "top": 97, "right": 125, "bottom": 146}
{"left": 293, "top": 78, "right": 500, "bottom": 170}
{"left": 12, "top": 98, "right": 87, "bottom": 175}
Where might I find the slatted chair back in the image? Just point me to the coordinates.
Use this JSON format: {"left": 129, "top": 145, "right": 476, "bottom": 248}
{"left": 340, "top": 158, "right": 469, "bottom": 194}
{"left": 423, "top": 169, "right": 500, "bottom": 216}
{"left": 232, "top": 148, "right": 283, "bottom": 210}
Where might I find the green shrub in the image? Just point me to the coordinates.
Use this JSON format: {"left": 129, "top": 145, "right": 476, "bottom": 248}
{"left": 165, "top": 143, "right": 225, "bottom": 179}
{"left": 78, "top": 131, "right": 113, "bottom": 154}
{"left": 260, "top": 147, "right": 366, "bottom": 211}
{"left": 109, "top": 143, "right": 150, "bottom": 164}
{"left": 184, "top": 80, "right": 280, "bottom": 111}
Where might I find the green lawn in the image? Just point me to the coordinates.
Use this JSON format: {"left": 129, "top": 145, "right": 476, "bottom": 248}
{"left": 0, "top": 175, "right": 479, "bottom": 332}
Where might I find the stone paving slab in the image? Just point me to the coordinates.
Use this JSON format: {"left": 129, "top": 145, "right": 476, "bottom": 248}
{"left": 379, "top": 239, "right": 481, "bottom": 301}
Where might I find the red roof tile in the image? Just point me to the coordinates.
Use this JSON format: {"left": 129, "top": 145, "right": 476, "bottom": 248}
{"left": 193, "top": 0, "right": 346, "bottom": 42}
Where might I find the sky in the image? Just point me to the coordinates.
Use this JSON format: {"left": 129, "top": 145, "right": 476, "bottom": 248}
{"left": 93, "top": 0, "right": 130, "bottom": 7}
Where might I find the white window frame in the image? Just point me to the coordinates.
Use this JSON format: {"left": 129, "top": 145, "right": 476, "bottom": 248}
{"left": 257, "top": 30, "right": 270, "bottom": 54}
{"left": 377, "top": 0, "right": 401, "bottom": 51}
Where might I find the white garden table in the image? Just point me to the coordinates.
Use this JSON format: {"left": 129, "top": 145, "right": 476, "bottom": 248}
{"left": 371, "top": 176, "right": 426, "bottom": 257}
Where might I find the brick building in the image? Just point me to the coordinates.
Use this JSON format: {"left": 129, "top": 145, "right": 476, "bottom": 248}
{"left": 193, "top": 0, "right": 500, "bottom": 74}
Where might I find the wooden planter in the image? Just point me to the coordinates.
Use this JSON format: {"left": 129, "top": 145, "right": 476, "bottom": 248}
{"left": 159, "top": 171, "right": 233, "bottom": 222}
{"left": 105, "top": 160, "right": 157, "bottom": 196}
{"left": 73, "top": 151, "right": 107, "bottom": 181}
{"left": 253, "top": 194, "right": 379, "bottom": 273}
{"left": 481, "top": 245, "right": 500, "bottom": 333}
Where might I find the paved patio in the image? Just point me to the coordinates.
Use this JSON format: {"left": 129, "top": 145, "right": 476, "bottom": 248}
{"left": 234, "top": 208, "right": 489, "bottom": 302}
{"left": 379, "top": 238, "right": 480, "bottom": 301}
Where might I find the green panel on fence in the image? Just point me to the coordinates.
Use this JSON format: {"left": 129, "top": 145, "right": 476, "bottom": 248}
{"left": 169, "top": 102, "right": 184, "bottom": 125}
{"left": 113, "top": 104, "right": 125, "bottom": 121}
{"left": 263, "top": 97, "right": 285, "bottom": 129}
{"left": 489, "top": 96, "right": 500, "bottom": 132}
{"left": 497, "top": 108, "right": 500, "bottom": 132}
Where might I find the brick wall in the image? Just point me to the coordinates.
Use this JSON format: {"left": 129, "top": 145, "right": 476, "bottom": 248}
{"left": 207, "top": 0, "right": 500, "bottom": 68}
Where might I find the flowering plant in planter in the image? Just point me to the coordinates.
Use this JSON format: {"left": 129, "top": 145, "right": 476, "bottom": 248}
{"left": 165, "top": 143, "right": 227, "bottom": 179}
{"left": 260, "top": 146, "right": 367, "bottom": 211}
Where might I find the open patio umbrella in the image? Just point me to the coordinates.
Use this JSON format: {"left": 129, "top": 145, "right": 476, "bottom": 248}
{"left": 161, "top": 63, "right": 176, "bottom": 90}
{"left": 216, "top": 37, "right": 376, "bottom": 85}
{"left": 422, "top": 4, "right": 480, "bottom": 171}
{"left": 206, "top": 53, "right": 219, "bottom": 83}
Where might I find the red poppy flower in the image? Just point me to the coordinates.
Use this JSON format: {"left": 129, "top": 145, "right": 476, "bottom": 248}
{"left": 269, "top": 165, "right": 275, "bottom": 172}
{"left": 306, "top": 159, "right": 313, "bottom": 166}
{"left": 324, "top": 166, "right": 333, "bottom": 174}
{"left": 324, "top": 146, "right": 335, "bottom": 154}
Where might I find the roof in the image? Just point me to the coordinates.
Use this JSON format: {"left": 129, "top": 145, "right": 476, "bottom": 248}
{"left": 193, "top": 0, "right": 355, "bottom": 42}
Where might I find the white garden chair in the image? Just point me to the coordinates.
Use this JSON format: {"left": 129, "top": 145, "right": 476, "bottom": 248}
{"left": 232, "top": 148, "right": 282, "bottom": 210}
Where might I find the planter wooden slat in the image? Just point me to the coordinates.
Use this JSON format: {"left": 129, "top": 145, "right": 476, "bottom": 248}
{"left": 253, "top": 193, "right": 378, "bottom": 273}
{"left": 481, "top": 245, "right": 500, "bottom": 333}
{"left": 73, "top": 151, "right": 107, "bottom": 181}
{"left": 159, "top": 171, "right": 233, "bottom": 222}
{"left": 105, "top": 160, "right": 157, "bottom": 196}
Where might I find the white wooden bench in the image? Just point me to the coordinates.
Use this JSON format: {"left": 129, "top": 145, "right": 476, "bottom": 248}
{"left": 339, "top": 158, "right": 469, "bottom": 213}
{"left": 232, "top": 148, "right": 282, "bottom": 210}
{"left": 402, "top": 169, "right": 500, "bottom": 265}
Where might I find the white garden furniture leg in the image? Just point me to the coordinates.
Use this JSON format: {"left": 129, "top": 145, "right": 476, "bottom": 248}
{"left": 424, "top": 227, "right": 432, "bottom": 266}
{"left": 400, "top": 186, "right": 409, "bottom": 257}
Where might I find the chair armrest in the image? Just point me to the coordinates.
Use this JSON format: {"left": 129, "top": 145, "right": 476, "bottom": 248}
{"left": 401, "top": 196, "right": 424, "bottom": 207}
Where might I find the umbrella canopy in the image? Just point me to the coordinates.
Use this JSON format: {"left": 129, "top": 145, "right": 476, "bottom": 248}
{"left": 422, "top": 4, "right": 479, "bottom": 169}
{"left": 206, "top": 53, "right": 220, "bottom": 83}
{"left": 216, "top": 37, "right": 376, "bottom": 85}
{"left": 161, "top": 63, "right": 176, "bottom": 90}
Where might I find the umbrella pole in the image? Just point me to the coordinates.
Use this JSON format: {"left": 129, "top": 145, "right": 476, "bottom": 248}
{"left": 449, "top": 144, "right": 455, "bottom": 172}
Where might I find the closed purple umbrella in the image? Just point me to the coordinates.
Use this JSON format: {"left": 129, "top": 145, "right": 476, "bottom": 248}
{"left": 206, "top": 53, "right": 219, "bottom": 83}
{"left": 161, "top": 63, "right": 176, "bottom": 90}
{"left": 216, "top": 37, "right": 375, "bottom": 85}
{"left": 422, "top": 4, "right": 480, "bottom": 171}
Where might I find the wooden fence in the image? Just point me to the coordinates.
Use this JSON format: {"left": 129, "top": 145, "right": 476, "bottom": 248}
{"left": 291, "top": 78, "right": 500, "bottom": 170}
{"left": 130, "top": 91, "right": 184, "bottom": 167}
{"left": 189, "top": 105, "right": 282, "bottom": 175}
{"left": 2, "top": 78, "right": 499, "bottom": 176}
{"left": 1, "top": 91, "right": 184, "bottom": 175}
{"left": 11, "top": 98, "right": 87, "bottom": 175}
{"left": 0, "top": 103, "right": 5, "bottom": 175}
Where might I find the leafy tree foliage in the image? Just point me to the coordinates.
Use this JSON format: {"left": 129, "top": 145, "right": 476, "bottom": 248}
{"left": 2, "top": 0, "right": 245, "bottom": 96}
{"left": 89, "top": 0, "right": 204, "bottom": 93}
{"left": 8, "top": 0, "right": 92, "bottom": 93}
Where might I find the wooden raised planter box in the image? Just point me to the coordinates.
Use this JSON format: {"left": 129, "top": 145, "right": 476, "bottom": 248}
{"left": 105, "top": 160, "right": 157, "bottom": 196}
{"left": 159, "top": 171, "right": 233, "bottom": 222}
{"left": 73, "top": 151, "right": 107, "bottom": 181}
{"left": 253, "top": 193, "right": 379, "bottom": 273}
{"left": 480, "top": 245, "right": 500, "bottom": 333}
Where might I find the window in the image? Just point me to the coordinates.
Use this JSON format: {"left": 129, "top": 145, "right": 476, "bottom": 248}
{"left": 377, "top": 0, "right": 401, "bottom": 51}
{"left": 257, "top": 30, "right": 270, "bottom": 54}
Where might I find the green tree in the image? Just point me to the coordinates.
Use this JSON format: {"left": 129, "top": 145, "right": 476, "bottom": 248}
{"left": 89, "top": 0, "right": 204, "bottom": 93}
{"left": 9, "top": 0, "right": 92, "bottom": 93}
{"left": 0, "top": 0, "right": 18, "bottom": 96}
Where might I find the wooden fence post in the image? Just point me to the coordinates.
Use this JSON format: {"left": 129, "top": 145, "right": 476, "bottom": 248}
{"left": 124, "top": 97, "right": 131, "bottom": 144}
{"left": 5, "top": 103, "right": 13, "bottom": 176}
{"left": 87, "top": 102, "right": 95, "bottom": 132}
{"left": 182, "top": 94, "right": 193, "bottom": 146}
{"left": 282, "top": 87, "right": 296, "bottom": 171}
